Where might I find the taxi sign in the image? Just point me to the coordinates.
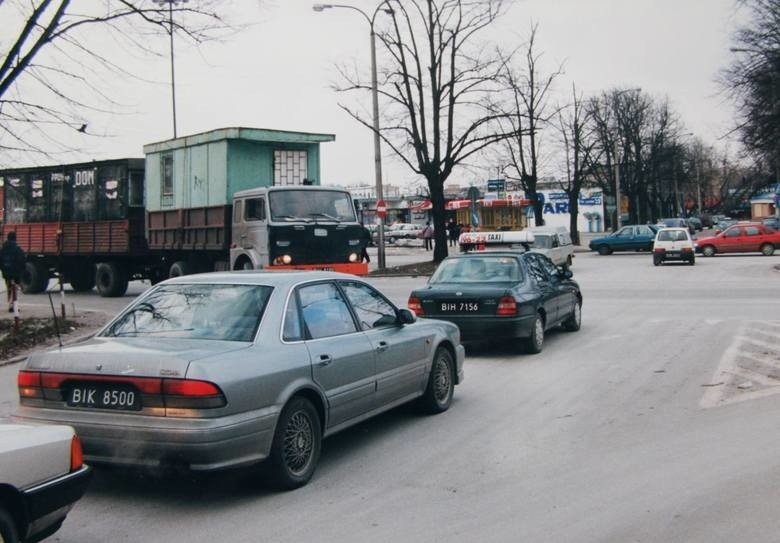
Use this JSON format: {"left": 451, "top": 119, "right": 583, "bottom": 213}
{"left": 458, "top": 230, "right": 534, "bottom": 252}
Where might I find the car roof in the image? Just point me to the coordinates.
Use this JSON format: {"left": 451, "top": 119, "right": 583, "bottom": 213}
{"left": 657, "top": 227, "right": 688, "bottom": 232}
{"left": 160, "top": 270, "right": 361, "bottom": 289}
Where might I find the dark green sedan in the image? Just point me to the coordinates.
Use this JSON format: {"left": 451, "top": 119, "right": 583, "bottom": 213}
{"left": 408, "top": 251, "right": 582, "bottom": 353}
{"left": 588, "top": 224, "right": 659, "bottom": 255}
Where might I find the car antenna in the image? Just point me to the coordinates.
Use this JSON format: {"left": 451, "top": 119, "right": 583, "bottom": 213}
{"left": 47, "top": 292, "right": 63, "bottom": 348}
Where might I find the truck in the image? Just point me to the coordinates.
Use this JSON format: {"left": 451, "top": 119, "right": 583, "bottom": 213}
{"left": 0, "top": 127, "right": 368, "bottom": 297}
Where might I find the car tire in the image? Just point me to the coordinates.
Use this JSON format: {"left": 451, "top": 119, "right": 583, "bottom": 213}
{"left": 566, "top": 254, "right": 573, "bottom": 267}
{"left": 267, "top": 396, "right": 321, "bottom": 490}
{"left": 702, "top": 245, "right": 716, "bottom": 257}
{"left": 0, "top": 506, "right": 19, "bottom": 543}
{"left": 562, "top": 301, "right": 582, "bottom": 332}
{"left": 760, "top": 243, "right": 775, "bottom": 256}
{"left": 95, "top": 262, "right": 129, "bottom": 297}
{"left": 653, "top": 255, "right": 663, "bottom": 266}
{"left": 419, "top": 347, "right": 455, "bottom": 414}
{"left": 597, "top": 245, "right": 611, "bottom": 256}
{"left": 388, "top": 237, "right": 396, "bottom": 244}
{"left": 689, "top": 258, "right": 696, "bottom": 266}
{"left": 525, "top": 312, "right": 545, "bottom": 354}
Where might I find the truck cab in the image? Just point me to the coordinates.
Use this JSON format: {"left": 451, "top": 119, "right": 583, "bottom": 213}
{"left": 230, "top": 186, "right": 368, "bottom": 274}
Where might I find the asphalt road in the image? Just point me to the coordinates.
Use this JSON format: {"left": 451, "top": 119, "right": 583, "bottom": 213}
{"left": 2, "top": 250, "right": 780, "bottom": 542}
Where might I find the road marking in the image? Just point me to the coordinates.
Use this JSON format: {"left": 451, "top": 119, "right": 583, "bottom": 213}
{"left": 701, "top": 321, "right": 780, "bottom": 408}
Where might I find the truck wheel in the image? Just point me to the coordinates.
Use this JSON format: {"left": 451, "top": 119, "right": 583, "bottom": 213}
{"left": 68, "top": 266, "right": 95, "bottom": 292}
{"left": 96, "top": 262, "right": 129, "bottom": 297}
{"left": 169, "top": 261, "right": 190, "bottom": 278}
{"left": 20, "top": 261, "right": 48, "bottom": 294}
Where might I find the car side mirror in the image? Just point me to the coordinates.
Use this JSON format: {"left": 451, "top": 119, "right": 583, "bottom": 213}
{"left": 397, "top": 308, "right": 417, "bottom": 325}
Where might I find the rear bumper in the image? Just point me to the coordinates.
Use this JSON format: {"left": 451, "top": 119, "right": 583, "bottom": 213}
{"left": 14, "top": 407, "right": 278, "bottom": 472}
{"left": 655, "top": 251, "right": 694, "bottom": 261}
{"left": 22, "top": 465, "right": 92, "bottom": 542}
{"left": 423, "top": 315, "right": 536, "bottom": 341}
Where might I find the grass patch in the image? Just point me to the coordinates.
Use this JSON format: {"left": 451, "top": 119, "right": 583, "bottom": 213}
{"left": 369, "top": 260, "right": 439, "bottom": 277}
{"left": 0, "top": 317, "right": 81, "bottom": 360}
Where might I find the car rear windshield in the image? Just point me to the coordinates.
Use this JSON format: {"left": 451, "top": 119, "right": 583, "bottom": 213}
{"left": 532, "top": 235, "right": 554, "bottom": 249}
{"left": 430, "top": 256, "right": 524, "bottom": 283}
{"left": 657, "top": 230, "right": 688, "bottom": 242}
{"left": 101, "top": 284, "right": 273, "bottom": 341}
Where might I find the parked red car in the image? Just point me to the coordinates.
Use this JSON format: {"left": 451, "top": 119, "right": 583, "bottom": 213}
{"left": 696, "top": 222, "right": 780, "bottom": 256}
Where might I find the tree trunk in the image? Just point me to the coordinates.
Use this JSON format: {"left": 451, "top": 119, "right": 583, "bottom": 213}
{"left": 429, "top": 177, "right": 449, "bottom": 263}
{"left": 527, "top": 188, "right": 545, "bottom": 226}
{"left": 568, "top": 191, "right": 580, "bottom": 245}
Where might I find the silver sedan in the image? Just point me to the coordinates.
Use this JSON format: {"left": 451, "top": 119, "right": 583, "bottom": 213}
{"left": 14, "top": 271, "right": 464, "bottom": 489}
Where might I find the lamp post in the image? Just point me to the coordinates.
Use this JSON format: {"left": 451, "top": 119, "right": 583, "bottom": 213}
{"left": 155, "top": 0, "right": 188, "bottom": 138}
{"left": 313, "top": 2, "right": 393, "bottom": 270}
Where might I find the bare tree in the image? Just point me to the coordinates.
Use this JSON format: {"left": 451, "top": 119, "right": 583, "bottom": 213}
{"left": 337, "top": 0, "right": 510, "bottom": 263}
{"left": 0, "top": 1, "right": 230, "bottom": 163}
{"left": 555, "top": 83, "right": 599, "bottom": 245}
{"left": 498, "top": 24, "right": 563, "bottom": 226}
{"left": 722, "top": 0, "right": 780, "bottom": 178}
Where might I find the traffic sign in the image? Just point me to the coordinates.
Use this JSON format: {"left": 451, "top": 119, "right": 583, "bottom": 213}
{"left": 376, "top": 199, "right": 387, "bottom": 218}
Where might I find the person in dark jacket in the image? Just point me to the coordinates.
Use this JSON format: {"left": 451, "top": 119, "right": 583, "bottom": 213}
{"left": 1, "top": 232, "right": 26, "bottom": 311}
{"left": 360, "top": 226, "right": 372, "bottom": 263}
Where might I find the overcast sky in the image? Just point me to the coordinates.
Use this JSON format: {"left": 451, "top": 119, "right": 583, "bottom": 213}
{"left": 7, "top": 0, "right": 745, "bottom": 190}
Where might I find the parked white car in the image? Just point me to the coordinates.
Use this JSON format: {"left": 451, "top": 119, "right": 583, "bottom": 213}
{"left": 528, "top": 226, "right": 575, "bottom": 267}
{"left": 652, "top": 227, "right": 696, "bottom": 266}
{"left": 0, "top": 422, "right": 91, "bottom": 543}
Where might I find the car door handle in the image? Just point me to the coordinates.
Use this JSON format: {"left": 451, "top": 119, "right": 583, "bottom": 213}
{"left": 376, "top": 341, "right": 389, "bottom": 353}
{"left": 317, "top": 354, "right": 333, "bottom": 366}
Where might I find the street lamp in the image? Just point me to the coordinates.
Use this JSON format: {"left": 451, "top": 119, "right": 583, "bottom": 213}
{"left": 155, "top": 0, "right": 188, "bottom": 138}
{"left": 313, "top": 2, "right": 393, "bottom": 270}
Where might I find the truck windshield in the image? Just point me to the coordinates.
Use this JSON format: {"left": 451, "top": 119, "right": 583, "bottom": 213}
{"left": 269, "top": 189, "right": 356, "bottom": 222}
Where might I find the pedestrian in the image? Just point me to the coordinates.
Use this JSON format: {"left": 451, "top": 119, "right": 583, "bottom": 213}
{"left": 449, "top": 222, "right": 461, "bottom": 247}
{"left": 447, "top": 219, "right": 456, "bottom": 247}
{"left": 0, "top": 232, "right": 26, "bottom": 312}
{"left": 422, "top": 222, "right": 434, "bottom": 251}
{"left": 360, "top": 225, "right": 371, "bottom": 263}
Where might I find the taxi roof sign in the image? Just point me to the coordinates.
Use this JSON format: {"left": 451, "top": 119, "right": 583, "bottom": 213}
{"left": 458, "top": 230, "right": 535, "bottom": 254}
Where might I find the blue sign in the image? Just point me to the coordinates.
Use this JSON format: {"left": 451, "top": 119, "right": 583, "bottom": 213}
{"left": 487, "top": 179, "right": 505, "bottom": 192}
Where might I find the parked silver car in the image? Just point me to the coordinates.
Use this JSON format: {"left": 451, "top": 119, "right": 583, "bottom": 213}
{"left": 0, "top": 422, "right": 91, "bottom": 543}
{"left": 14, "top": 271, "right": 464, "bottom": 489}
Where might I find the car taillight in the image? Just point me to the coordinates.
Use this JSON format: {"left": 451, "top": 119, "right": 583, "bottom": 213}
{"left": 681, "top": 247, "right": 693, "bottom": 252}
{"left": 408, "top": 296, "right": 424, "bottom": 316}
{"left": 496, "top": 296, "right": 517, "bottom": 316}
{"left": 70, "top": 435, "right": 84, "bottom": 472}
{"left": 163, "top": 379, "right": 226, "bottom": 409}
{"left": 18, "top": 370, "right": 42, "bottom": 398}
{"left": 653, "top": 248, "right": 666, "bottom": 253}
{"left": 18, "top": 371, "right": 226, "bottom": 411}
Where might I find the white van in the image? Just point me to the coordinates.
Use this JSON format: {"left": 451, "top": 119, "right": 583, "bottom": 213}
{"left": 528, "top": 226, "right": 575, "bottom": 267}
